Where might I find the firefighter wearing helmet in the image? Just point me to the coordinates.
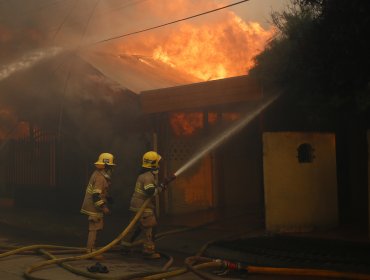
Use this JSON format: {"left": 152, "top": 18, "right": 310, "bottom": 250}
{"left": 81, "top": 153, "right": 115, "bottom": 258}
{"left": 121, "top": 151, "right": 165, "bottom": 259}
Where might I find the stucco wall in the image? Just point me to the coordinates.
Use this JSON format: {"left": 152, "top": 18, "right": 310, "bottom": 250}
{"left": 263, "top": 132, "right": 338, "bottom": 232}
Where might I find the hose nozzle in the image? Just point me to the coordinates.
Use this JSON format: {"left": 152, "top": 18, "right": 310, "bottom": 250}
{"left": 160, "top": 174, "right": 177, "bottom": 190}
{"left": 163, "top": 174, "right": 176, "bottom": 185}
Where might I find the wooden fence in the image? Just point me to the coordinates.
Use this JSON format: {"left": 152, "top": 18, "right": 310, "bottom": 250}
{"left": 0, "top": 127, "right": 57, "bottom": 197}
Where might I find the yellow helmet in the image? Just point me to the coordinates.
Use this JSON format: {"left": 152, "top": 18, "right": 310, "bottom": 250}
{"left": 142, "top": 151, "right": 161, "bottom": 169}
{"left": 95, "top": 153, "right": 115, "bottom": 169}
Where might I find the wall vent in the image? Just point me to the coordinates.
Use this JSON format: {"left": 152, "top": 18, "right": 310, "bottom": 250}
{"left": 297, "top": 143, "right": 314, "bottom": 163}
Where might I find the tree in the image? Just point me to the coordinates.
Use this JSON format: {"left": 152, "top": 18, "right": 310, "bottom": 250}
{"left": 250, "top": 0, "right": 370, "bottom": 226}
{"left": 250, "top": 0, "right": 370, "bottom": 125}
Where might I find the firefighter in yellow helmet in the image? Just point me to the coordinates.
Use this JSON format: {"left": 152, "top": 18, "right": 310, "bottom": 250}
{"left": 121, "top": 151, "right": 165, "bottom": 259}
{"left": 81, "top": 152, "right": 115, "bottom": 258}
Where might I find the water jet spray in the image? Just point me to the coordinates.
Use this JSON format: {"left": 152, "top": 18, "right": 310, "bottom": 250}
{"left": 0, "top": 47, "right": 63, "bottom": 82}
{"left": 173, "top": 94, "right": 279, "bottom": 178}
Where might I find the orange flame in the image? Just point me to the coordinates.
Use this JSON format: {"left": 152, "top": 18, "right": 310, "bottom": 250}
{"left": 0, "top": 108, "right": 29, "bottom": 140}
{"left": 170, "top": 112, "right": 203, "bottom": 136}
{"left": 170, "top": 112, "right": 241, "bottom": 136}
{"left": 115, "top": 2, "right": 275, "bottom": 81}
{"left": 222, "top": 112, "right": 240, "bottom": 121}
{"left": 152, "top": 16, "right": 274, "bottom": 80}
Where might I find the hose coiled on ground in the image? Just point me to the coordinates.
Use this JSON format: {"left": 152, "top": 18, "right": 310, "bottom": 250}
{"left": 2, "top": 199, "right": 370, "bottom": 280}
{"left": 23, "top": 198, "right": 152, "bottom": 279}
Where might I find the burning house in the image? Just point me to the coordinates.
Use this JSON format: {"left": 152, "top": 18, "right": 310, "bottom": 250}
{"left": 0, "top": 47, "right": 203, "bottom": 212}
{"left": 0, "top": 52, "right": 141, "bottom": 211}
{"left": 0, "top": 50, "right": 367, "bottom": 235}
{"left": 139, "top": 75, "right": 263, "bottom": 219}
{"left": 0, "top": 49, "right": 342, "bottom": 234}
{"left": 1, "top": 0, "right": 368, "bottom": 236}
{"left": 139, "top": 75, "right": 341, "bottom": 233}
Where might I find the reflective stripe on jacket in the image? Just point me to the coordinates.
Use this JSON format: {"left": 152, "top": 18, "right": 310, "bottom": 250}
{"left": 81, "top": 170, "right": 110, "bottom": 218}
{"left": 129, "top": 171, "right": 156, "bottom": 213}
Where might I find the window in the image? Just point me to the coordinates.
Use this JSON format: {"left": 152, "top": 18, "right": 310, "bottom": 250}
{"left": 297, "top": 143, "right": 314, "bottom": 163}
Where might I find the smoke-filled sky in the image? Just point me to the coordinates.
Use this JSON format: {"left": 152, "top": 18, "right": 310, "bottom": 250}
{"left": 0, "top": 0, "right": 287, "bottom": 76}
{"left": 0, "top": 0, "right": 289, "bottom": 196}
{"left": 0, "top": 0, "right": 286, "bottom": 42}
{"left": 0, "top": 0, "right": 288, "bottom": 134}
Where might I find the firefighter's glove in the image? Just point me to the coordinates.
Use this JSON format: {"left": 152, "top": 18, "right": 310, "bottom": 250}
{"left": 159, "top": 182, "right": 167, "bottom": 192}
{"left": 159, "top": 174, "right": 176, "bottom": 192}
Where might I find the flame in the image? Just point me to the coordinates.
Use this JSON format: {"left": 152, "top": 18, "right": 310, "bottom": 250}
{"left": 115, "top": 2, "right": 275, "bottom": 81}
{"left": 170, "top": 112, "right": 203, "bottom": 136}
{"left": 208, "top": 112, "right": 217, "bottom": 124}
{"left": 0, "top": 108, "right": 29, "bottom": 140}
{"left": 0, "top": 108, "right": 52, "bottom": 141}
{"left": 170, "top": 111, "right": 240, "bottom": 136}
{"left": 151, "top": 16, "right": 274, "bottom": 80}
{"left": 222, "top": 112, "right": 240, "bottom": 121}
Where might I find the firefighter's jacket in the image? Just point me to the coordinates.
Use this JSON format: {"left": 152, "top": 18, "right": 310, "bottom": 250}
{"left": 81, "top": 170, "right": 111, "bottom": 218}
{"left": 129, "top": 171, "right": 158, "bottom": 215}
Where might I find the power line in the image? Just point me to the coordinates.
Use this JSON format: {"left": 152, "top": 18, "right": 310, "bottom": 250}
{"left": 52, "top": 0, "right": 79, "bottom": 42}
{"left": 44, "top": 0, "right": 151, "bottom": 35}
{"left": 80, "top": 0, "right": 100, "bottom": 42}
{"left": 91, "top": 0, "right": 250, "bottom": 45}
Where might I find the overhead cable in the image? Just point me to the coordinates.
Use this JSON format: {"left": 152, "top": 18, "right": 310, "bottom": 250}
{"left": 91, "top": 0, "right": 250, "bottom": 45}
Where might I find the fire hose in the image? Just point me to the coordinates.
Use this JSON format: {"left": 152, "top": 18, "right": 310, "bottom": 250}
{"left": 22, "top": 197, "right": 155, "bottom": 280}
{"left": 184, "top": 256, "right": 370, "bottom": 280}
{"left": 0, "top": 175, "right": 182, "bottom": 280}
{"left": 0, "top": 173, "right": 238, "bottom": 280}
{"left": 2, "top": 224, "right": 370, "bottom": 280}
{"left": 1, "top": 174, "right": 370, "bottom": 279}
{"left": 14, "top": 222, "right": 370, "bottom": 280}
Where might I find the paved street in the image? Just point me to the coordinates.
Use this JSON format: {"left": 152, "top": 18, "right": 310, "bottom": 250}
{"left": 0, "top": 245, "right": 240, "bottom": 280}
{"left": 0, "top": 250, "right": 334, "bottom": 280}
{"left": 0, "top": 208, "right": 259, "bottom": 279}
{"left": 0, "top": 233, "right": 348, "bottom": 280}
{"left": 0, "top": 209, "right": 368, "bottom": 280}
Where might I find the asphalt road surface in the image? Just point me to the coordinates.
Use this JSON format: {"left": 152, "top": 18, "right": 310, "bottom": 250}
{"left": 0, "top": 237, "right": 339, "bottom": 280}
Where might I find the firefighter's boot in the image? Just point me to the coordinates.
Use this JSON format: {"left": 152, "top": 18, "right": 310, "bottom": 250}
{"left": 142, "top": 242, "right": 160, "bottom": 260}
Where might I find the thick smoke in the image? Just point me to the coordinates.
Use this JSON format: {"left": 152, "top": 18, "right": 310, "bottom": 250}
{"left": 0, "top": 49, "right": 147, "bottom": 210}
{"left": 0, "top": 11, "right": 147, "bottom": 208}
{"left": 0, "top": 0, "right": 274, "bottom": 141}
{"left": 0, "top": 0, "right": 275, "bottom": 210}
{"left": 0, "top": 0, "right": 160, "bottom": 207}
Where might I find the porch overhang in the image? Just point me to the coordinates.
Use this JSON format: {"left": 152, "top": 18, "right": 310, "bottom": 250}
{"left": 139, "top": 75, "right": 263, "bottom": 114}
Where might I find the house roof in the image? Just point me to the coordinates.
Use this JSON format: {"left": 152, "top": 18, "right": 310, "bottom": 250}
{"left": 80, "top": 50, "right": 200, "bottom": 94}
{"left": 139, "top": 74, "right": 262, "bottom": 114}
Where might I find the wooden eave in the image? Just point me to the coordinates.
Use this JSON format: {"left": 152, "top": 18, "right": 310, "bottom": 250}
{"left": 139, "top": 75, "right": 262, "bottom": 114}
